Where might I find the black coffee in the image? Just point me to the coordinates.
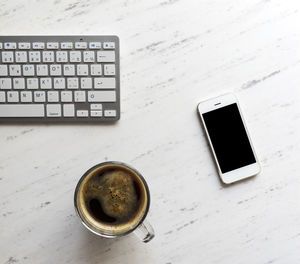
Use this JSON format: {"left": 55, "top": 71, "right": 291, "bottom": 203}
{"left": 81, "top": 167, "right": 145, "bottom": 226}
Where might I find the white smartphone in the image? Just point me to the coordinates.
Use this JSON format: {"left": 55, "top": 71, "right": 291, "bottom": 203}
{"left": 197, "top": 93, "right": 260, "bottom": 184}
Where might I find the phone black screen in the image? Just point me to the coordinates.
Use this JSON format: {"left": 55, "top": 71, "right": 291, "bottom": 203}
{"left": 202, "top": 103, "right": 256, "bottom": 173}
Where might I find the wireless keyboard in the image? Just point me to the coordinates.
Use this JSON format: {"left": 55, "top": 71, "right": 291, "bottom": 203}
{"left": 0, "top": 35, "right": 120, "bottom": 122}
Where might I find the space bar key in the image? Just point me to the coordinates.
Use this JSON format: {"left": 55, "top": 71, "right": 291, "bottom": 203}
{"left": 0, "top": 104, "right": 45, "bottom": 117}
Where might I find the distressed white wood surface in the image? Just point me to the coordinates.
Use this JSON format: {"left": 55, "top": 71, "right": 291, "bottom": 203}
{"left": 1, "top": 0, "right": 300, "bottom": 263}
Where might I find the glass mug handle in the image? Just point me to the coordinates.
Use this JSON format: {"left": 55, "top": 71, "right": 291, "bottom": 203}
{"left": 133, "top": 219, "right": 155, "bottom": 243}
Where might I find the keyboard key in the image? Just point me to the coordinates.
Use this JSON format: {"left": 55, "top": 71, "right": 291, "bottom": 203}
{"left": 77, "top": 65, "right": 88, "bottom": 76}
{"left": 61, "top": 42, "right": 73, "bottom": 49}
{"left": 67, "top": 78, "right": 79, "bottom": 89}
{"left": 56, "top": 51, "right": 68, "bottom": 62}
{"left": 90, "top": 103, "right": 102, "bottom": 110}
{"left": 13, "top": 78, "right": 25, "bottom": 89}
{"left": 103, "top": 42, "right": 115, "bottom": 49}
{"left": 54, "top": 78, "right": 65, "bottom": 89}
{"left": 20, "top": 91, "right": 32, "bottom": 102}
{"left": 80, "top": 78, "right": 92, "bottom": 89}
{"left": 91, "top": 110, "right": 102, "bottom": 117}
{"left": 63, "top": 65, "right": 75, "bottom": 76}
{"left": 77, "top": 110, "right": 88, "bottom": 117}
{"left": 37, "top": 65, "right": 48, "bottom": 76}
{"left": 29, "top": 51, "right": 41, "bottom": 63}
{"left": 0, "top": 78, "right": 12, "bottom": 89}
{"left": 34, "top": 91, "right": 46, "bottom": 102}
{"left": 7, "top": 91, "right": 19, "bottom": 102}
{"left": 47, "top": 91, "right": 59, "bottom": 102}
{"left": 9, "top": 65, "right": 21, "bottom": 76}
{"left": 91, "top": 64, "right": 102, "bottom": 76}
{"left": 104, "top": 110, "right": 117, "bottom": 117}
{"left": 70, "top": 51, "right": 81, "bottom": 62}
{"left": 0, "top": 91, "right": 5, "bottom": 102}
{"left": 50, "top": 64, "right": 62, "bottom": 76}
{"left": 18, "top": 42, "right": 31, "bottom": 49}
{"left": 74, "top": 91, "right": 86, "bottom": 102}
{"left": 42, "top": 51, "right": 54, "bottom": 62}
{"left": 4, "top": 42, "right": 17, "bottom": 49}
{"left": 40, "top": 78, "right": 52, "bottom": 89}
{"left": 0, "top": 104, "right": 44, "bottom": 117}
{"left": 94, "top": 78, "right": 116, "bottom": 89}
{"left": 23, "top": 65, "right": 35, "bottom": 76}
{"left": 104, "top": 64, "right": 115, "bottom": 76}
{"left": 15, "top": 51, "right": 27, "bottom": 63}
{"left": 89, "top": 42, "right": 101, "bottom": 49}
{"left": 88, "top": 91, "right": 116, "bottom": 102}
{"left": 32, "top": 42, "right": 45, "bottom": 49}
{"left": 27, "top": 78, "right": 39, "bottom": 89}
{"left": 32, "top": 43, "right": 43, "bottom": 50}
{"left": 47, "top": 42, "right": 59, "bottom": 49}
{"left": 2, "top": 51, "right": 14, "bottom": 63}
{"left": 75, "top": 42, "right": 87, "bottom": 49}
{"left": 47, "top": 104, "right": 61, "bottom": 117}
{"left": 97, "top": 51, "right": 115, "bottom": 62}
{"left": 61, "top": 91, "right": 72, "bottom": 102}
{"left": 83, "top": 51, "right": 95, "bottom": 62}
{"left": 63, "top": 104, "right": 75, "bottom": 117}
{"left": 0, "top": 65, "right": 8, "bottom": 76}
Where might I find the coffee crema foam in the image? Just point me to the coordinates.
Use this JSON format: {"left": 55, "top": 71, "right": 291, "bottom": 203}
{"left": 76, "top": 164, "right": 148, "bottom": 236}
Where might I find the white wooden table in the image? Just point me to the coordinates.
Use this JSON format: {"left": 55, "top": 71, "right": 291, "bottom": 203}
{"left": 1, "top": 0, "right": 300, "bottom": 263}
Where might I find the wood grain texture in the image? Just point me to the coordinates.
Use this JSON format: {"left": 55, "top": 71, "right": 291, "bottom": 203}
{"left": 0, "top": 0, "right": 300, "bottom": 263}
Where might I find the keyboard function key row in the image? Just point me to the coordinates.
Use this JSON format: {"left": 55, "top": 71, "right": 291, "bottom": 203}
{"left": 0, "top": 42, "right": 115, "bottom": 50}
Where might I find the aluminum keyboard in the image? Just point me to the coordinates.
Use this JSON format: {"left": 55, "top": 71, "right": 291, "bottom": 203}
{"left": 0, "top": 35, "right": 120, "bottom": 122}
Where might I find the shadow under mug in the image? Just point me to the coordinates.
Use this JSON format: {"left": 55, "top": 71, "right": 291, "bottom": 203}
{"left": 74, "top": 161, "right": 155, "bottom": 243}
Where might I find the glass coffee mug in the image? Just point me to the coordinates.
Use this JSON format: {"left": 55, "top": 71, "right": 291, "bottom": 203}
{"left": 74, "top": 161, "right": 154, "bottom": 243}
